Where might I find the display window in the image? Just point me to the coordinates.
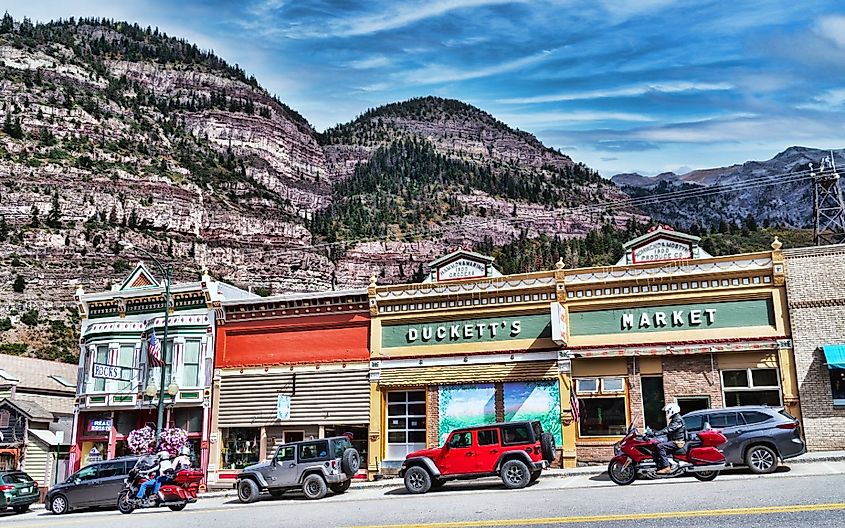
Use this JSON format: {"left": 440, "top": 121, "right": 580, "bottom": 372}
{"left": 221, "top": 428, "right": 260, "bottom": 470}
{"left": 829, "top": 368, "right": 845, "bottom": 406}
{"left": 722, "top": 368, "right": 782, "bottom": 406}
{"left": 575, "top": 376, "right": 628, "bottom": 437}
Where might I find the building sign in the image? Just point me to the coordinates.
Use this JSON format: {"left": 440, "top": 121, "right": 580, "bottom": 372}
{"left": 92, "top": 363, "right": 125, "bottom": 380}
{"left": 569, "top": 299, "right": 775, "bottom": 336}
{"left": 87, "top": 418, "right": 112, "bottom": 433}
{"left": 436, "top": 258, "right": 488, "bottom": 281}
{"left": 550, "top": 302, "right": 568, "bottom": 346}
{"left": 276, "top": 394, "right": 291, "bottom": 421}
{"left": 632, "top": 238, "right": 693, "bottom": 263}
{"left": 382, "top": 314, "right": 551, "bottom": 348}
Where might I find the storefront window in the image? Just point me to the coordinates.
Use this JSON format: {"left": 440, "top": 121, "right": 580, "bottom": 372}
{"left": 386, "top": 390, "right": 426, "bottom": 460}
{"left": 221, "top": 428, "right": 260, "bottom": 470}
{"left": 831, "top": 368, "right": 845, "bottom": 406}
{"left": 576, "top": 376, "right": 627, "bottom": 437}
{"left": 172, "top": 408, "right": 203, "bottom": 433}
{"left": 722, "top": 368, "right": 781, "bottom": 407}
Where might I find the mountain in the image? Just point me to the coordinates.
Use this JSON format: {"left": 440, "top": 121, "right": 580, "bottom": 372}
{"left": 612, "top": 146, "right": 845, "bottom": 229}
{"left": 0, "top": 16, "right": 624, "bottom": 362}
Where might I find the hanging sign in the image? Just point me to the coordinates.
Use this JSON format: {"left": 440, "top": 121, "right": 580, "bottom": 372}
{"left": 436, "top": 257, "right": 488, "bottom": 281}
{"left": 276, "top": 394, "right": 291, "bottom": 421}
{"left": 550, "top": 302, "right": 568, "bottom": 346}
{"left": 92, "top": 363, "right": 125, "bottom": 380}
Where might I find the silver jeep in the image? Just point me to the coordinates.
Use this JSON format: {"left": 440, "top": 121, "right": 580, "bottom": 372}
{"left": 236, "top": 436, "right": 361, "bottom": 502}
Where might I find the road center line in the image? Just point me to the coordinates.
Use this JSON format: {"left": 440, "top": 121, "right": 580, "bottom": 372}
{"left": 345, "top": 502, "right": 845, "bottom": 528}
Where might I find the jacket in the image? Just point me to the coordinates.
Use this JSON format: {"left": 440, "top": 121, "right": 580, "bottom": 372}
{"left": 655, "top": 414, "right": 686, "bottom": 442}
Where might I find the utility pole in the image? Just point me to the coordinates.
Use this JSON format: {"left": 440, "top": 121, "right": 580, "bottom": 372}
{"left": 812, "top": 152, "right": 845, "bottom": 246}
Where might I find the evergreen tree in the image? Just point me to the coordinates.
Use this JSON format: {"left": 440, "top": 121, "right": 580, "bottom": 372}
{"left": 46, "top": 191, "right": 61, "bottom": 228}
{"left": 29, "top": 205, "right": 40, "bottom": 227}
{"left": 0, "top": 214, "right": 8, "bottom": 242}
{"left": 12, "top": 274, "right": 25, "bottom": 293}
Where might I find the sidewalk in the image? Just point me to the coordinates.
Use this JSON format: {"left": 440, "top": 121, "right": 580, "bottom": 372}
{"left": 198, "top": 450, "right": 845, "bottom": 500}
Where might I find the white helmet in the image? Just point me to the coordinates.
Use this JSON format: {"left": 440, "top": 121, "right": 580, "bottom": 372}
{"left": 157, "top": 450, "right": 171, "bottom": 460}
{"left": 663, "top": 403, "right": 681, "bottom": 416}
{"left": 179, "top": 446, "right": 190, "bottom": 456}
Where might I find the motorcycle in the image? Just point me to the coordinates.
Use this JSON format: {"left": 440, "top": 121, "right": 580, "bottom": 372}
{"left": 607, "top": 420, "right": 727, "bottom": 485}
{"left": 118, "top": 460, "right": 203, "bottom": 514}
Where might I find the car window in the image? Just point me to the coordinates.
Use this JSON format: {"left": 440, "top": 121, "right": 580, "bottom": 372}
{"left": 501, "top": 424, "right": 531, "bottom": 445}
{"left": 477, "top": 429, "right": 499, "bottom": 446}
{"left": 332, "top": 437, "right": 352, "bottom": 458}
{"left": 298, "top": 441, "right": 329, "bottom": 461}
{"left": 97, "top": 461, "right": 126, "bottom": 478}
{"left": 448, "top": 432, "right": 472, "bottom": 448}
{"left": 740, "top": 411, "right": 773, "bottom": 425}
{"left": 683, "top": 414, "right": 705, "bottom": 432}
{"left": 73, "top": 465, "right": 98, "bottom": 482}
{"left": 709, "top": 412, "right": 739, "bottom": 428}
{"left": 778, "top": 409, "right": 797, "bottom": 421}
{"left": 2, "top": 472, "right": 33, "bottom": 484}
{"left": 531, "top": 422, "right": 543, "bottom": 440}
{"left": 276, "top": 446, "right": 295, "bottom": 462}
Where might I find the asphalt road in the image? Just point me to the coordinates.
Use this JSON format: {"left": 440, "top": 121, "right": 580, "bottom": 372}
{"left": 4, "top": 461, "right": 845, "bottom": 528}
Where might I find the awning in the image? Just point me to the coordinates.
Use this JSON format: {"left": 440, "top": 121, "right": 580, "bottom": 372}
{"left": 28, "top": 429, "right": 64, "bottom": 447}
{"left": 822, "top": 345, "right": 845, "bottom": 369}
{"left": 377, "top": 361, "right": 558, "bottom": 387}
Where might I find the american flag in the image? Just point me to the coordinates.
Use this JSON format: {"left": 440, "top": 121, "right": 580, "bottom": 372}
{"left": 570, "top": 387, "right": 580, "bottom": 423}
{"left": 147, "top": 331, "right": 165, "bottom": 368}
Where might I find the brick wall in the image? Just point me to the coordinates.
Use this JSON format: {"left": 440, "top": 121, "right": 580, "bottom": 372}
{"left": 784, "top": 246, "right": 845, "bottom": 450}
{"left": 662, "top": 355, "right": 723, "bottom": 409}
{"left": 628, "top": 358, "right": 645, "bottom": 430}
{"left": 576, "top": 444, "right": 615, "bottom": 463}
{"left": 426, "top": 385, "right": 439, "bottom": 448}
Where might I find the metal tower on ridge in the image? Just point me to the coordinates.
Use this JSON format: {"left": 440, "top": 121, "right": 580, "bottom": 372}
{"left": 812, "top": 152, "right": 845, "bottom": 246}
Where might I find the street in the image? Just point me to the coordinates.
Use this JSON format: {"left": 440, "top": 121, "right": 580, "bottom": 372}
{"left": 3, "top": 462, "right": 845, "bottom": 528}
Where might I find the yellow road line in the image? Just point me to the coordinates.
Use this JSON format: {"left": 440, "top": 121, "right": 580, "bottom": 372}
{"left": 346, "top": 502, "right": 845, "bottom": 528}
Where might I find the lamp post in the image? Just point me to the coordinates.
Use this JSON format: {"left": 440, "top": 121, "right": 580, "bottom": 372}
{"left": 119, "top": 240, "right": 172, "bottom": 446}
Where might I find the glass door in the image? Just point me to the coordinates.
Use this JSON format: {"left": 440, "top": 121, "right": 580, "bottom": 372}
{"left": 385, "top": 390, "right": 426, "bottom": 461}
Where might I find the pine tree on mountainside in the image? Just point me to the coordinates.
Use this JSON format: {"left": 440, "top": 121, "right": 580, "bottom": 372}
{"left": 46, "top": 191, "right": 62, "bottom": 228}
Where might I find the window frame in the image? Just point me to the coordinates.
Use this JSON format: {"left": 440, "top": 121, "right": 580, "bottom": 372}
{"left": 720, "top": 367, "right": 782, "bottom": 407}
{"left": 477, "top": 428, "right": 499, "bottom": 446}
{"left": 181, "top": 339, "right": 202, "bottom": 388}
{"left": 574, "top": 376, "right": 629, "bottom": 439}
{"left": 385, "top": 390, "right": 427, "bottom": 459}
{"left": 829, "top": 367, "right": 845, "bottom": 407}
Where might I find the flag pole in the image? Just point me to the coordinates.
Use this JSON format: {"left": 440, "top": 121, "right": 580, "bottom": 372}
{"left": 156, "top": 265, "right": 172, "bottom": 447}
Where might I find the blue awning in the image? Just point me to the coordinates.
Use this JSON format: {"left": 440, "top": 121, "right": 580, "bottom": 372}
{"left": 822, "top": 345, "right": 845, "bottom": 369}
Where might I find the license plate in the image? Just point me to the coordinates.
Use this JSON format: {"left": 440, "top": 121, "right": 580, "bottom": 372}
{"left": 21, "top": 487, "right": 30, "bottom": 494}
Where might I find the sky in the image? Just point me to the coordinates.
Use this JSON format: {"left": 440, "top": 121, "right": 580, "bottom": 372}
{"left": 3, "top": 0, "right": 845, "bottom": 176}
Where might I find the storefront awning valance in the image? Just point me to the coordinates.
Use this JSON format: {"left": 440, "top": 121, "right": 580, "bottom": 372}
{"left": 822, "top": 345, "right": 845, "bottom": 369}
{"left": 377, "top": 361, "right": 558, "bottom": 387}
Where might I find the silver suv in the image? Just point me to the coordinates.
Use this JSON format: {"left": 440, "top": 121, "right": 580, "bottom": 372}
{"left": 236, "top": 437, "right": 361, "bottom": 502}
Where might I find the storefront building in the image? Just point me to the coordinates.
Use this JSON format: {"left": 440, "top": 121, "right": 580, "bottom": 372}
{"left": 562, "top": 228, "right": 798, "bottom": 462}
{"left": 784, "top": 244, "right": 845, "bottom": 450}
{"left": 208, "top": 290, "right": 371, "bottom": 488}
{"left": 71, "top": 263, "right": 253, "bottom": 475}
{"left": 367, "top": 250, "right": 567, "bottom": 476}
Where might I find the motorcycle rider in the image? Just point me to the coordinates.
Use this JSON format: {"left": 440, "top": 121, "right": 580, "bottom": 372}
{"left": 173, "top": 446, "right": 192, "bottom": 471}
{"left": 650, "top": 402, "right": 686, "bottom": 474}
{"left": 136, "top": 450, "right": 173, "bottom": 501}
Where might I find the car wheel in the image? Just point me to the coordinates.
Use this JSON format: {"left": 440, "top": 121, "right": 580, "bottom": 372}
{"left": 237, "top": 479, "right": 260, "bottom": 504}
{"left": 13, "top": 504, "right": 30, "bottom": 514}
{"left": 403, "top": 466, "right": 432, "bottom": 495}
{"left": 329, "top": 479, "right": 351, "bottom": 494}
{"left": 268, "top": 488, "right": 286, "bottom": 498}
{"left": 540, "top": 432, "right": 556, "bottom": 463}
{"left": 342, "top": 448, "right": 361, "bottom": 477}
{"left": 302, "top": 474, "right": 328, "bottom": 500}
{"left": 529, "top": 470, "right": 541, "bottom": 484}
{"left": 607, "top": 457, "right": 636, "bottom": 486}
{"left": 746, "top": 445, "right": 778, "bottom": 474}
{"left": 50, "top": 494, "right": 69, "bottom": 515}
{"left": 693, "top": 470, "right": 719, "bottom": 481}
{"left": 500, "top": 459, "right": 531, "bottom": 489}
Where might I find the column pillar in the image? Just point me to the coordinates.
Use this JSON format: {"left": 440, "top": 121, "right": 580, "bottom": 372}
{"left": 367, "top": 382, "right": 381, "bottom": 480}
{"left": 778, "top": 343, "right": 802, "bottom": 422}
{"left": 558, "top": 372, "right": 577, "bottom": 468}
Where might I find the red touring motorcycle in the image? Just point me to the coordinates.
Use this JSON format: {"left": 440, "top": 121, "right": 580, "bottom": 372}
{"left": 608, "top": 421, "right": 727, "bottom": 485}
{"left": 118, "top": 462, "right": 203, "bottom": 514}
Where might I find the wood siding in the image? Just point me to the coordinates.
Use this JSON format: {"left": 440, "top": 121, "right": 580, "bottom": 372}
{"left": 23, "top": 438, "right": 49, "bottom": 483}
{"left": 218, "top": 365, "right": 370, "bottom": 427}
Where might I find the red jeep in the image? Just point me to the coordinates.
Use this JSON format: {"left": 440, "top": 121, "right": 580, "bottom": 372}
{"left": 399, "top": 420, "right": 555, "bottom": 494}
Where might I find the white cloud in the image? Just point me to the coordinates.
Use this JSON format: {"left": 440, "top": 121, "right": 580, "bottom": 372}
{"left": 816, "top": 15, "right": 845, "bottom": 49}
{"left": 348, "top": 56, "right": 392, "bottom": 70}
{"left": 498, "top": 81, "right": 733, "bottom": 104}
{"left": 500, "top": 110, "right": 655, "bottom": 124}
{"left": 402, "top": 49, "right": 554, "bottom": 85}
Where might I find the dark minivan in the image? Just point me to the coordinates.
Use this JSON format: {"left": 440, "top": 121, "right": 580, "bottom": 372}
{"left": 683, "top": 406, "right": 805, "bottom": 474}
{"left": 46, "top": 456, "right": 139, "bottom": 514}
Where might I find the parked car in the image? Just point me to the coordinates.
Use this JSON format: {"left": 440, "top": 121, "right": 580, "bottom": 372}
{"left": 46, "top": 456, "right": 139, "bottom": 514}
{"left": 399, "top": 420, "right": 555, "bottom": 494}
{"left": 236, "top": 436, "right": 360, "bottom": 503}
{"left": 682, "top": 406, "right": 805, "bottom": 474}
{"left": 0, "top": 471, "right": 39, "bottom": 514}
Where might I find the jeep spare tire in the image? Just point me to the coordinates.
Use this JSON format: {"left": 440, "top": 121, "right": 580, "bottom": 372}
{"left": 541, "top": 432, "right": 555, "bottom": 463}
{"left": 342, "top": 447, "right": 361, "bottom": 476}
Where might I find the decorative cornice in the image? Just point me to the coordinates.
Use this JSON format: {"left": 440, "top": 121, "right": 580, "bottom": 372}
{"left": 789, "top": 298, "right": 845, "bottom": 309}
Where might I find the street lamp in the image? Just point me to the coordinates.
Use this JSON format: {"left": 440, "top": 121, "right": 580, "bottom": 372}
{"left": 119, "top": 240, "right": 172, "bottom": 447}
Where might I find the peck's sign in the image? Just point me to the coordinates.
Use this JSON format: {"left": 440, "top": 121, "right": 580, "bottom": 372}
{"left": 382, "top": 314, "right": 552, "bottom": 348}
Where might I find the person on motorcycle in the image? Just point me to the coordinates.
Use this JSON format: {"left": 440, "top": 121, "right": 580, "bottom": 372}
{"left": 650, "top": 402, "right": 686, "bottom": 474}
{"left": 173, "top": 446, "right": 192, "bottom": 471}
{"left": 135, "top": 450, "right": 173, "bottom": 501}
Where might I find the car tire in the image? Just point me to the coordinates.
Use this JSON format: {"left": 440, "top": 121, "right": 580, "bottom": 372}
{"left": 50, "top": 494, "right": 69, "bottom": 515}
{"left": 329, "top": 479, "right": 351, "bottom": 494}
{"left": 268, "top": 488, "right": 286, "bottom": 498}
{"left": 500, "top": 459, "right": 531, "bottom": 489}
{"left": 302, "top": 474, "right": 328, "bottom": 500}
{"left": 342, "top": 448, "right": 361, "bottom": 477}
{"left": 237, "top": 479, "right": 260, "bottom": 504}
{"left": 404, "top": 466, "right": 432, "bottom": 495}
{"left": 745, "top": 445, "right": 778, "bottom": 474}
{"left": 13, "top": 505, "right": 30, "bottom": 514}
{"left": 540, "top": 432, "right": 556, "bottom": 463}
{"left": 529, "top": 470, "right": 541, "bottom": 484}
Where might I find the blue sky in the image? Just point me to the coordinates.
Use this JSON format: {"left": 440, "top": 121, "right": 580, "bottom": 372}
{"left": 3, "top": 0, "right": 845, "bottom": 176}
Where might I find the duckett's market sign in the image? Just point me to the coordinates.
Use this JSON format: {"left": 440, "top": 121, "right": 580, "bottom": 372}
{"left": 569, "top": 299, "right": 776, "bottom": 336}
{"left": 382, "top": 314, "right": 552, "bottom": 348}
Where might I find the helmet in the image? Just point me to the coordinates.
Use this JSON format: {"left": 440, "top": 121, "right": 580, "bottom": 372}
{"left": 179, "top": 446, "right": 190, "bottom": 456}
{"left": 157, "top": 450, "right": 171, "bottom": 460}
{"left": 663, "top": 403, "right": 681, "bottom": 416}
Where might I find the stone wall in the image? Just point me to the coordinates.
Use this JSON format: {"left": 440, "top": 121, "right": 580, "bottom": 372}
{"left": 784, "top": 245, "right": 845, "bottom": 450}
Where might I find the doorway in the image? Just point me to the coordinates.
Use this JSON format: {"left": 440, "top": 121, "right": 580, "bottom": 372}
{"left": 641, "top": 376, "right": 665, "bottom": 430}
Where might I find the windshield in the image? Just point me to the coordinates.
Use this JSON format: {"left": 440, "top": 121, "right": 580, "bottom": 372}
{"left": 2, "top": 473, "right": 33, "bottom": 484}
